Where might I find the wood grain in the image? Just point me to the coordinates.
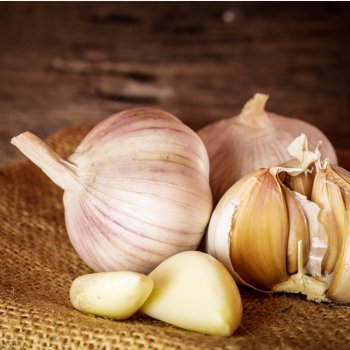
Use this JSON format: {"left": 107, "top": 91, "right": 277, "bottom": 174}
{"left": 1, "top": 3, "right": 349, "bottom": 165}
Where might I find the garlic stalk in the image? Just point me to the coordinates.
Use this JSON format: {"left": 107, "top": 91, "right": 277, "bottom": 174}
{"left": 198, "top": 93, "right": 338, "bottom": 204}
{"left": 11, "top": 107, "right": 213, "bottom": 273}
{"left": 206, "top": 134, "right": 348, "bottom": 302}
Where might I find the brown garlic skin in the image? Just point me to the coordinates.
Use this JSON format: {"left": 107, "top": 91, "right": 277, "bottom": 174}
{"left": 11, "top": 107, "right": 213, "bottom": 274}
{"left": 311, "top": 162, "right": 350, "bottom": 303}
{"left": 198, "top": 93, "right": 338, "bottom": 205}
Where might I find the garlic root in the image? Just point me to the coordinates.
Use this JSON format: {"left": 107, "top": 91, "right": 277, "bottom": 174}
{"left": 273, "top": 241, "right": 329, "bottom": 303}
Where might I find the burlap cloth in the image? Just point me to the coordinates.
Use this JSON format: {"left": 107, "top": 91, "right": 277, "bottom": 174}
{"left": 1, "top": 126, "right": 350, "bottom": 350}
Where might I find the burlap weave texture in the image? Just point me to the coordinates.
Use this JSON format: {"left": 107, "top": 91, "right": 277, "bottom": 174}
{"left": 1, "top": 126, "right": 350, "bottom": 350}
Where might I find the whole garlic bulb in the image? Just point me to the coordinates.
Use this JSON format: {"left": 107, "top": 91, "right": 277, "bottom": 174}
{"left": 206, "top": 134, "right": 350, "bottom": 303}
{"left": 198, "top": 93, "right": 338, "bottom": 204}
{"left": 11, "top": 107, "right": 213, "bottom": 273}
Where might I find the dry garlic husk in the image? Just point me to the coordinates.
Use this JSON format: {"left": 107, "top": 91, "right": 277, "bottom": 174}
{"left": 198, "top": 93, "right": 338, "bottom": 204}
{"left": 11, "top": 107, "right": 213, "bottom": 273}
{"left": 206, "top": 134, "right": 336, "bottom": 302}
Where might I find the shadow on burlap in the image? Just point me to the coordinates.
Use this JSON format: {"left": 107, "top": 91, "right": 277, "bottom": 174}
{"left": 1, "top": 126, "right": 350, "bottom": 350}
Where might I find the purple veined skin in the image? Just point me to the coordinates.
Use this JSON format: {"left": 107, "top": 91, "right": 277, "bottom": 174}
{"left": 11, "top": 107, "right": 213, "bottom": 273}
{"left": 198, "top": 93, "right": 338, "bottom": 205}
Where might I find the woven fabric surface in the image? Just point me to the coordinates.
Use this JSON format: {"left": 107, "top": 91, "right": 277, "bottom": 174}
{"left": 1, "top": 126, "right": 350, "bottom": 350}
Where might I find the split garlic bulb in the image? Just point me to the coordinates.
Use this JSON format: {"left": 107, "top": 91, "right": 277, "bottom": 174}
{"left": 198, "top": 93, "right": 338, "bottom": 204}
{"left": 11, "top": 107, "right": 213, "bottom": 273}
{"left": 206, "top": 134, "right": 350, "bottom": 303}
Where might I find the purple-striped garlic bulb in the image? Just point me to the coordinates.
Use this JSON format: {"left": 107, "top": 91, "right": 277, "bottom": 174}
{"left": 198, "top": 93, "right": 338, "bottom": 205}
{"left": 11, "top": 107, "right": 213, "bottom": 273}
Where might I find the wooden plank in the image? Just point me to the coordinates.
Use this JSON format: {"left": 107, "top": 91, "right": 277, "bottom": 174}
{"left": 1, "top": 3, "right": 349, "bottom": 164}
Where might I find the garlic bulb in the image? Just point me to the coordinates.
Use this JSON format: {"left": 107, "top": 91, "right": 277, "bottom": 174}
{"left": 11, "top": 107, "right": 213, "bottom": 273}
{"left": 206, "top": 134, "right": 350, "bottom": 303}
{"left": 198, "top": 93, "right": 338, "bottom": 204}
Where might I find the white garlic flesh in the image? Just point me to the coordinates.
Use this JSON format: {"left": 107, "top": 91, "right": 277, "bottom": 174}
{"left": 141, "top": 251, "right": 242, "bottom": 337}
{"left": 198, "top": 93, "right": 338, "bottom": 204}
{"left": 70, "top": 271, "right": 153, "bottom": 319}
{"left": 11, "top": 107, "right": 213, "bottom": 273}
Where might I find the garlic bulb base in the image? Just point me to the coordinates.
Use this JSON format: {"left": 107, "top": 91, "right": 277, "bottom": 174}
{"left": 273, "top": 273, "right": 329, "bottom": 303}
{"left": 273, "top": 240, "right": 329, "bottom": 303}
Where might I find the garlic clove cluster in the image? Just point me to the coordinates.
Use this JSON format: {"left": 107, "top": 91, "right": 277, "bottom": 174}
{"left": 198, "top": 93, "right": 338, "bottom": 204}
{"left": 141, "top": 251, "right": 242, "bottom": 337}
{"left": 11, "top": 107, "right": 213, "bottom": 274}
{"left": 69, "top": 252, "right": 242, "bottom": 336}
{"left": 206, "top": 134, "right": 350, "bottom": 303}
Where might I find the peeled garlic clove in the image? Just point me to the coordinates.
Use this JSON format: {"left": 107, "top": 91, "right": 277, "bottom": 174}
{"left": 11, "top": 107, "right": 212, "bottom": 273}
{"left": 70, "top": 271, "right": 153, "bottom": 319}
{"left": 141, "top": 251, "right": 242, "bottom": 337}
{"left": 198, "top": 93, "right": 337, "bottom": 204}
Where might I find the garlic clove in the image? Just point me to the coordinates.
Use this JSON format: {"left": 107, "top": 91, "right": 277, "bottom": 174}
{"left": 284, "top": 171, "right": 314, "bottom": 199}
{"left": 198, "top": 93, "right": 337, "bottom": 205}
{"left": 283, "top": 186, "right": 310, "bottom": 275}
{"left": 310, "top": 162, "right": 350, "bottom": 302}
{"left": 205, "top": 168, "right": 268, "bottom": 286}
{"left": 326, "top": 217, "right": 350, "bottom": 302}
{"left": 141, "top": 251, "right": 242, "bottom": 337}
{"left": 70, "top": 271, "right": 153, "bottom": 319}
{"left": 229, "top": 171, "right": 289, "bottom": 291}
{"left": 311, "top": 164, "right": 347, "bottom": 275}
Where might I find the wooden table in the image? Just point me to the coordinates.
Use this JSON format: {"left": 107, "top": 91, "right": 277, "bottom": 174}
{"left": 1, "top": 3, "right": 349, "bottom": 165}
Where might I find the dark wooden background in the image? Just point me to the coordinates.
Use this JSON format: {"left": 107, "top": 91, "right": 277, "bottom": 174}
{"left": 1, "top": 2, "right": 350, "bottom": 165}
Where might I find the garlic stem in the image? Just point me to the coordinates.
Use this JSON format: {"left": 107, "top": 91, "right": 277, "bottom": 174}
{"left": 273, "top": 240, "right": 329, "bottom": 303}
{"left": 11, "top": 131, "right": 80, "bottom": 192}
{"left": 236, "top": 93, "right": 272, "bottom": 127}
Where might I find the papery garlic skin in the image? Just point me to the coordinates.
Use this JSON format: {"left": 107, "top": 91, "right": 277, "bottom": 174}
{"left": 11, "top": 107, "right": 213, "bottom": 274}
{"left": 198, "top": 93, "right": 338, "bottom": 204}
{"left": 141, "top": 251, "right": 242, "bottom": 337}
{"left": 70, "top": 271, "right": 153, "bottom": 319}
